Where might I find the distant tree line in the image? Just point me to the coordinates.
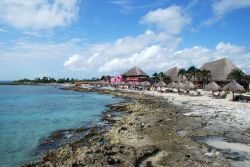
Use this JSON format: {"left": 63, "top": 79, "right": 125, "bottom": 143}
{"left": 13, "top": 77, "right": 101, "bottom": 84}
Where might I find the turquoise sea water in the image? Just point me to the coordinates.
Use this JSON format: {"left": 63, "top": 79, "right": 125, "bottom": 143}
{"left": 0, "top": 85, "right": 121, "bottom": 167}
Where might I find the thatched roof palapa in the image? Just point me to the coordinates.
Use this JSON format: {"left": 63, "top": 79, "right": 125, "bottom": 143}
{"left": 205, "top": 81, "right": 221, "bottom": 91}
{"left": 167, "top": 81, "right": 176, "bottom": 88}
{"left": 222, "top": 80, "right": 245, "bottom": 92}
{"left": 123, "top": 67, "right": 149, "bottom": 77}
{"left": 165, "top": 67, "right": 186, "bottom": 82}
{"left": 155, "top": 81, "right": 167, "bottom": 87}
{"left": 200, "top": 58, "right": 237, "bottom": 81}
{"left": 183, "top": 81, "right": 195, "bottom": 90}
{"left": 165, "top": 67, "right": 180, "bottom": 81}
{"left": 175, "top": 81, "right": 184, "bottom": 89}
{"left": 142, "top": 81, "right": 151, "bottom": 86}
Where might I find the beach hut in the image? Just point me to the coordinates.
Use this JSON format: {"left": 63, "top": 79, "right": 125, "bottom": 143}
{"left": 200, "top": 58, "right": 238, "bottom": 82}
{"left": 127, "top": 81, "right": 134, "bottom": 86}
{"left": 165, "top": 67, "right": 187, "bottom": 82}
{"left": 222, "top": 80, "right": 245, "bottom": 101}
{"left": 155, "top": 81, "right": 167, "bottom": 88}
{"left": 175, "top": 81, "right": 184, "bottom": 89}
{"left": 183, "top": 81, "right": 195, "bottom": 90}
{"left": 205, "top": 81, "right": 221, "bottom": 92}
{"left": 123, "top": 67, "right": 149, "bottom": 82}
{"left": 175, "top": 81, "right": 184, "bottom": 93}
{"left": 142, "top": 81, "right": 151, "bottom": 87}
{"left": 167, "top": 81, "right": 176, "bottom": 89}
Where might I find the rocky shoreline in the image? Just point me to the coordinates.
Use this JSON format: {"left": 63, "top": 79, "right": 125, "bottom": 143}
{"left": 23, "top": 87, "right": 242, "bottom": 167}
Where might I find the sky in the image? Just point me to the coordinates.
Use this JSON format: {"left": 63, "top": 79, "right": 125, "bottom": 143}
{"left": 0, "top": 0, "right": 250, "bottom": 80}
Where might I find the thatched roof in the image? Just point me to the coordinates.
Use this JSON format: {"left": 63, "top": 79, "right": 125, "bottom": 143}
{"left": 222, "top": 80, "right": 245, "bottom": 92}
{"left": 165, "top": 67, "right": 187, "bottom": 81}
{"left": 175, "top": 81, "right": 184, "bottom": 89}
{"left": 205, "top": 81, "right": 221, "bottom": 91}
{"left": 200, "top": 58, "right": 237, "bottom": 81}
{"left": 165, "top": 67, "right": 180, "bottom": 81}
{"left": 183, "top": 81, "right": 195, "bottom": 90}
{"left": 142, "top": 81, "right": 151, "bottom": 86}
{"left": 123, "top": 67, "right": 149, "bottom": 77}
{"left": 167, "top": 81, "right": 176, "bottom": 88}
{"left": 155, "top": 81, "right": 167, "bottom": 87}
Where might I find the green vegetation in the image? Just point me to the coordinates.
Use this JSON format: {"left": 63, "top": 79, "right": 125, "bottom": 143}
{"left": 198, "top": 69, "right": 212, "bottom": 88}
{"left": 227, "top": 69, "right": 249, "bottom": 90}
{"left": 178, "top": 68, "right": 186, "bottom": 81}
{"left": 150, "top": 72, "right": 172, "bottom": 84}
{"left": 1, "top": 77, "right": 101, "bottom": 85}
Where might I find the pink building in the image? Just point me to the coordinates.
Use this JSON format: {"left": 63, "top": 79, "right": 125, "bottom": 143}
{"left": 110, "top": 74, "right": 123, "bottom": 84}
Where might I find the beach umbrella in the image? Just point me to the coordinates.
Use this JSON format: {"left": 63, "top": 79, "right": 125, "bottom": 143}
{"left": 142, "top": 81, "right": 151, "bottom": 87}
{"left": 118, "top": 82, "right": 125, "bottom": 86}
{"left": 175, "top": 81, "right": 184, "bottom": 89}
{"left": 111, "top": 82, "right": 118, "bottom": 86}
{"left": 155, "top": 81, "right": 167, "bottom": 87}
{"left": 126, "top": 81, "right": 132, "bottom": 86}
{"left": 133, "top": 81, "right": 141, "bottom": 86}
{"left": 167, "top": 81, "right": 176, "bottom": 88}
{"left": 205, "top": 81, "right": 221, "bottom": 92}
{"left": 183, "top": 81, "right": 195, "bottom": 90}
{"left": 222, "top": 80, "right": 245, "bottom": 101}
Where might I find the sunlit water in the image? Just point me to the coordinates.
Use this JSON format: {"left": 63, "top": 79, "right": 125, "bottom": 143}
{"left": 0, "top": 85, "right": 121, "bottom": 167}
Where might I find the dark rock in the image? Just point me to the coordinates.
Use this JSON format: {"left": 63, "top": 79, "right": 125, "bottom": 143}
{"left": 146, "top": 161, "right": 153, "bottom": 167}
{"left": 107, "top": 157, "right": 120, "bottom": 165}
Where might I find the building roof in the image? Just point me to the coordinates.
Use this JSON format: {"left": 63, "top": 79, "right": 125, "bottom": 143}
{"left": 165, "top": 67, "right": 180, "bottom": 81}
{"left": 123, "top": 67, "right": 149, "bottom": 77}
{"left": 165, "top": 67, "right": 187, "bottom": 81}
{"left": 200, "top": 58, "right": 237, "bottom": 81}
{"left": 222, "top": 80, "right": 245, "bottom": 92}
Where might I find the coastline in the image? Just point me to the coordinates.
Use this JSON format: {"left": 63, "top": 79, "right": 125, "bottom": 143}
{"left": 24, "top": 86, "right": 249, "bottom": 167}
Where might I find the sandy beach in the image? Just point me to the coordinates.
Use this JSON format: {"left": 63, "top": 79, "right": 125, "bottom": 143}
{"left": 24, "top": 87, "right": 250, "bottom": 167}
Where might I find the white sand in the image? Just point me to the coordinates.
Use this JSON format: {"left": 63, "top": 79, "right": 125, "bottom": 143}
{"left": 105, "top": 86, "right": 250, "bottom": 132}
{"left": 143, "top": 91, "right": 250, "bottom": 131}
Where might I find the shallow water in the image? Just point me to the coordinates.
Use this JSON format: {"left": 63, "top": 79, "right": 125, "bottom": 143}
{"left": 176, "top": 130, "right": 188, "bottom": 137}
{"left": 195, "top": 136, "right": 250, "bottom": 167}
{"left": 0, "top": 85, "right": 122, "bottom": 167}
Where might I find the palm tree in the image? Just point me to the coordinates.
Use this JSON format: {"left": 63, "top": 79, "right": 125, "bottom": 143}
{"left": 158, "top": 72, "right": 165, "bottom": 79}
{"left": 227, "top": 69, "right": 246, "bottom": 83}
{"left": 186, "top": 66, "right": 199, "bottom": 81}
{"left": 151, "top": 72, "right": 172, "bottom": 84}
{"left": 151, "top": 72, "right": 160, "bottom": 83}
{"left": 152, "top": 72, "right": 158, "bottom": 78}
{"left": 178, "top": 68, "right": 186, "bottom": 81}
{"left": 227, "top": 69, "right": 248, "bottom": 90}
{"left": 198, "top": 69, "right": 212, "bottom": 88}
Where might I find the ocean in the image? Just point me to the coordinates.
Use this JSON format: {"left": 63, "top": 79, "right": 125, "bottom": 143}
{"left": 0, "top": 85, "right": 121, "bottom": 167}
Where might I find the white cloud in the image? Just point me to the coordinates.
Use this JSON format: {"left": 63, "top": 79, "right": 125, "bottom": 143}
{"left": 99, "top": 45, "right": 172, "bottom": 72}
{"left": 0, "top": 40, "right": 83, "bottom": 63}
{"left": 63, "top": 5, "right": 190, "bottom": 75}
{"left": 173, "top": 42, "right": 250, "bottom": 72}
{"left": 205, "top": 0, "right": 250, "bottom": 25}
{"left": 64, "top": 54, "right": 84, "bottom": 71}
{"left": 64, "top": 40, "right": 250, "bottom": 75}
{"left": 63, "top": 5, "right": 250, "bottom": 75}
{"left": 63, "top": 29, "right": 182, "bottom": 75}
{"left": 0, "top": 0, "right": 78, "bottom": 30}
{"left": 213, "top": 0, "right": 250, "bottom": 16}
{"left": 141, "top": 5, "right": 191, "bottom": 34}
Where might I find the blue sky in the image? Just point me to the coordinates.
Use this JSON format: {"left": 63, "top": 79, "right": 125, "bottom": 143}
{"left": 0, "top": 0, "right": 250, "bottom": 80}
